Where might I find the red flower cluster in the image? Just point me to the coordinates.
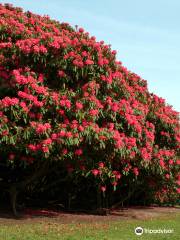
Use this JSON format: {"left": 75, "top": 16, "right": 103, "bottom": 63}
{"left": 0, "top": 4, "right": 179, "bottom": 200}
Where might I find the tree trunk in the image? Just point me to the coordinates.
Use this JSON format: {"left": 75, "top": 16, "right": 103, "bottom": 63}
{"left": 9, "top": 187, "right": 19, "bottom": 218}
{"left": 1, "top": 160, "right": 50, "bottom": 217}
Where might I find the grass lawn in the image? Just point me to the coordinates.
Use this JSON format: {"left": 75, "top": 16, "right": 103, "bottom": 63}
{"left": 0, "top": 210, "right": 179, "bottom": 240}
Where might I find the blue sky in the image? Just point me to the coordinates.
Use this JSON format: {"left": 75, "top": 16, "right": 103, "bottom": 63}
{"left": 1, "top": 0, "right": 180, "bottom": 112}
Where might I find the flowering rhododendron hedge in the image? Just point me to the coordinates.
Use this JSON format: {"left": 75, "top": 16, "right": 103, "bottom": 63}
{"left": 0, "top": 4, "right": 179, "bottom": 212}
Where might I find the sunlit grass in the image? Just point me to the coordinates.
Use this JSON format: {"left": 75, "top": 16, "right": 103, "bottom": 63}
{"left": 0, "top": 212, "right": 180, "bottom": 240}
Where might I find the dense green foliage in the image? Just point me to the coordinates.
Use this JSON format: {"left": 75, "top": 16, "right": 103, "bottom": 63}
{"left": 0, "top": 4, "right": 179, "bottom": 213}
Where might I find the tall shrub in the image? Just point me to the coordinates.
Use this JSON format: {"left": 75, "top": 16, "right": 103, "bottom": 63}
{"left": 0, "top": 4, "right": 179, "bottom": 214}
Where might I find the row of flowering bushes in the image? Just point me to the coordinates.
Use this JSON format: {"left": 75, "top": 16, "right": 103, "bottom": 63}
{"left": 0, "top": 4, "right": 179, "bottom": 214}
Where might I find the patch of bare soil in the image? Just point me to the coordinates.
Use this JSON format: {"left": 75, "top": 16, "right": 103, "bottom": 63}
{"left": 0, "top": 206, "right": 179, "bottom": 225}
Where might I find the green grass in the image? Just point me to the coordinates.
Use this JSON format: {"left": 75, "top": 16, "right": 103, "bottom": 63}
{"left": 0, "top": 213, "right": 180, "bottom": 240}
